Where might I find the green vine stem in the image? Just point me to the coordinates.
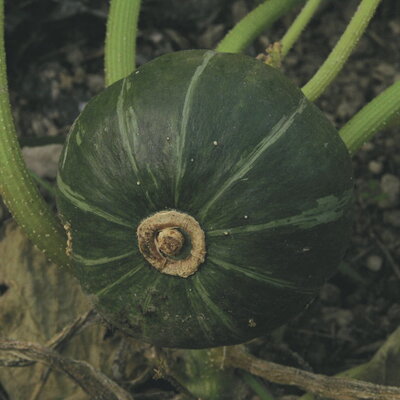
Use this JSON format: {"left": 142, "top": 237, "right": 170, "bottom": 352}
{"left": 0, "top": 1, "right": 70, "bottom": 268}
{"left": 105, "top": 0, "right": 142, "bottom": 86}
{"left": 216, "top": 0, "right": 304, "bottom": 53}
{"left": 280, "top": 0, "right": 322, "bottom": 58}
{"left": 302, "top": 0, "right": 382, "bottom": 102}
{"left": 339, "top": 80, "right": 400, "bottom": 154}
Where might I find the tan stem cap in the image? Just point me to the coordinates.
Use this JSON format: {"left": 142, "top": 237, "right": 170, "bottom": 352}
{"left": 137, "top": 210, "right": 206, "bottom": 278}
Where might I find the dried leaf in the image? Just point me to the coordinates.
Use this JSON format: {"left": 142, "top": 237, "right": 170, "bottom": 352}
{"left": 0, "top": 221, "right": 142, "bottom": 399}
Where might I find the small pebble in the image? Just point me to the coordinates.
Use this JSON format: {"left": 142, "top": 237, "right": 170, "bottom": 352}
{"left": 361, "top": 142, "right": 374, "bottom": 151}
{"left": 376, "top": 63, "right": 396, "bottom": 77}
{"left": 324, "top": 308, "right": 353, "bottom": 328}
{"left": 379, "top": 174, "right": 400, "bottom": 208}
{"left": 248, "top": 318, "right": 256, "bottom": 328}
{"left": 66, "top": 48, "right": 84, "bottom": 66}
{"left": 383, "top": 210, "right": 400, "bottom": 228}
{"left": 389, "top": 20, "right": 400, "bottom": 35}
{"left": 21, "top": 144, "right": 63, "bottom": 178}
{"left": 368, "top": 160, "right": 383, "bottom": 175}
{"left": 87, "top": 74, "right": 104, "bottom": 93}
{"left": 366, "top": 254, "right": 383, "bottom": 272}
{"left": 319, "top": 283, "right": 341, "bottom": 305}
{"left": 149, "top": 32, "right": 163, "bottom": 44}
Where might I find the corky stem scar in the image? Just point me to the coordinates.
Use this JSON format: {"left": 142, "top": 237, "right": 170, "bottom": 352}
{"left": 137, "top": 210, "right": 206, "bottom": 278}
{"left": 63, "top": 222, "right": 73, "bottom": 256}
{"left": 156, "top": 228, "right": 185, "bottom": 256}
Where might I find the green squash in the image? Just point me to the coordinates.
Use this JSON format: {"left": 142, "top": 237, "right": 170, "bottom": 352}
{"left": 56, "top": 50, "right": 353, "bottom": 349}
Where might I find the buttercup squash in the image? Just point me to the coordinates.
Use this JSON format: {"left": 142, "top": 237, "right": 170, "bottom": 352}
{"left": 56, "top": 50, "right": 353, "bottom": 349}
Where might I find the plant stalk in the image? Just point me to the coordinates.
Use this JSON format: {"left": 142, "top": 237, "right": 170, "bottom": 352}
{"left": 302, "top": 0, "right": 382, "bottom": 101}
{"left": 216, "top": 0, "right": 304, "bottom": 53}
{"left": 281, "top": 0, "right": 322, "bottom": 58}
{"left": 224, "top": 346, "right": 400, "bottom": 400}
{"left": 0, "top": 0, "right": 70, "bottom": 269}
{"left": 340, "top": 80, "right": 400, "bottom": 154}
{"left": 105, "top": 0, "right": 142, "bottom": 86}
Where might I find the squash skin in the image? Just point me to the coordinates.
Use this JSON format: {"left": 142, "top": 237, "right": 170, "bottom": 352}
{"left": 56, "top": 50, "right": 353, "bottom": 349}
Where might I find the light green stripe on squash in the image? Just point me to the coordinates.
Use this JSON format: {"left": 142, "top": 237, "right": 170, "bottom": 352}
{"left": 57, "top": 174, "right": 131, "bottom": 228}
{"left": 96, "top": 263, "right": 145, "bottom": 298}
{"left": 199, "top": 97, "right": 308, "bottom": 220}
{"left": 72, "top": 250, "right": 136, "bottom": 266}
{"left": 193, "top": 275, "right": 239, "bottom": 337}
{"left": 185, "top": 284, "right": 215, "bottom": 342}
{"left": 209, "top": 257, "right": 314, "bottom": 295}
{"left": 117, "top": 79, "right": 141, "bottom": 177}
{"left": 175, "top": 50, "right": 216, "bottom": 206}
{"left": 207, "top": 189, "right": 353, "bottom": 237}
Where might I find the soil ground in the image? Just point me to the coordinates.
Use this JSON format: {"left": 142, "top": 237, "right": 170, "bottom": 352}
{"left": 1, "top": 0, "right": 400, "bottom": 398}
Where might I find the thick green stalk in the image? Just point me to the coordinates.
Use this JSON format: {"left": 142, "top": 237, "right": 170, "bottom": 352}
{"left": 216, "top": 0, "right": 304, "bottom": 53}
{"left": 340, "top": 80, "right": 400, "bottom": 154}
{"left": 0, "top": 1, "right": 70, "bottom": 268}
{"left": 105, "top": 0, "right": 141, "bottom": 86}
{"left": 281, "top": 0, "right": 322, "bottom": 57}
{"left": 302, "top": 0, "right": 382, "bottom": 101}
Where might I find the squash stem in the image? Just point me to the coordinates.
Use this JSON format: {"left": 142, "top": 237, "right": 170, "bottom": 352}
{"left": 216, "top": 0, "right": 304, "bottom": 53}
{"left": 339, "top": 80, "right": 400, "bottom": 154}
{"left": 0, "top": 0, "right": 71, "bottom": 269}
{"left": 105, "top": 0, "right": 142, "bottom": 86}
{"left": 280, "top": 0, "right": 322, "bottom": 58}
{"left": 302, "top": 0, "right": 382, "bottom": 102}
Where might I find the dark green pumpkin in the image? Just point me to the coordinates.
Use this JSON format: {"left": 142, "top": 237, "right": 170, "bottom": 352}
{"left": 56, "top": 50, "right": 353, "bottom": 349}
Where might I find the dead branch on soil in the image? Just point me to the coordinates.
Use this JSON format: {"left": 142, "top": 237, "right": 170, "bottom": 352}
{"left": 224, "top": 346, "right": 400, "bottom": 400}
{"left": 0, "top": 339, "right": 133, "bottom": 400}
{"left": 0, "top": 309, "right": 96, "bottom": 368}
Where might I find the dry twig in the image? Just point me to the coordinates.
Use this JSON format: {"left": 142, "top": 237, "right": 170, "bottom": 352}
{"left": 0, "top": 339, "right": 133, "bottom": 400}
{"left": 0, "top": 309, "right": 96, "bottom": 368}
{"left": 225, "top": 347, "right": 400, "bottom": 400}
